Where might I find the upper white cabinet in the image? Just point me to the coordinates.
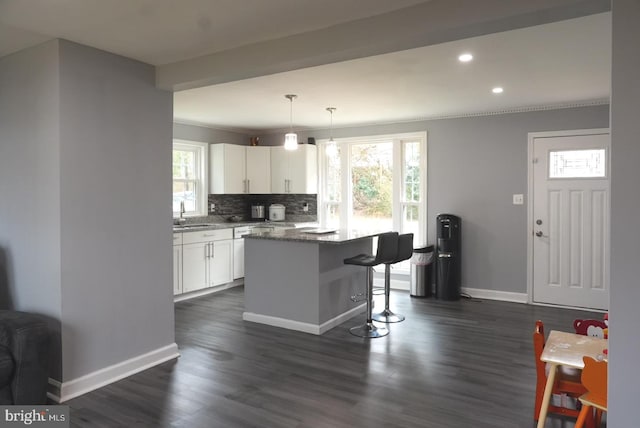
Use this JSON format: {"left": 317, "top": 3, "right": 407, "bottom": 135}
{"left": 271, "top": 144, "right": 317, "bottom": 194}
{"left": 210, "top": 144, "right": 271, "bottom": 194}
{"left": 245, "top": 147, "right": 271, "bottom": 193}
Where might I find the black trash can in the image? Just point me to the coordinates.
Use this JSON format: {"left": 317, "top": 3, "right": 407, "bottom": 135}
{"left": 410, "top": 245, "right": 434, "bottom": 297}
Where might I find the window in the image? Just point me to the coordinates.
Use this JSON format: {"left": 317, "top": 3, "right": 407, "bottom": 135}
{"left": 319, "top": 132, "right": 427, "bottom": 273}
{"left": 401, "top": 141, "right": 422, "bottom": 240}
{"left": 549, "top": 149, "right": 606, "bottom": 178}
{"left": 173, "top": 140, "right": 208, "bottom": 217}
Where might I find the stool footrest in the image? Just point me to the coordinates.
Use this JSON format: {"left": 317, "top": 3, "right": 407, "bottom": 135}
{"left": 372, "top": 309, "right": 405, "bottom": 323}
{"left": 350, "top": 293, "right": 366, "bottom": 302}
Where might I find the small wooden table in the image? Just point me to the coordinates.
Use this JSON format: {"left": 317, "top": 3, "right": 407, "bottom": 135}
{"left": 536, "top": 330, "right": 608, "bottom": 428}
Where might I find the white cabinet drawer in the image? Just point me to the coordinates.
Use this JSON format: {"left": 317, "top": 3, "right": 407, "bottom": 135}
{"left": 182, "top": 228, "right": 233, "bottom": 244}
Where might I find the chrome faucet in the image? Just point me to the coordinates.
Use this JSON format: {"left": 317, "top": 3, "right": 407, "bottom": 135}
{"left": 179, "top": 201, "right": 186, "bottom": 219}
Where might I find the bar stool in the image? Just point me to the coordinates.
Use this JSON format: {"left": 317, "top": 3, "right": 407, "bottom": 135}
{"left": 344, "top": 232, "right": 399, "bottom": 338}
{"left": 372, "top": 233, "right": 413, "bottom": 323}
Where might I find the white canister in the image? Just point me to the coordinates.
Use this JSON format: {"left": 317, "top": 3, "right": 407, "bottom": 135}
{"left": 268, "top": 204, "right": 286, "bottom": 221}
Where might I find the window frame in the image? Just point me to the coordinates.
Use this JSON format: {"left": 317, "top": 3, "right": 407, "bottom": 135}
{"left": 318, "top": 132, "right": 427, "bottom": 274}
{"left": 173, "top": 139, "right": 209, "bottom": 217}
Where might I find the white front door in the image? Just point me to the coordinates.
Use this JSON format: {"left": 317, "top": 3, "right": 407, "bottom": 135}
{"left": 530, "top": 130, "right": 610, "bottom": 310}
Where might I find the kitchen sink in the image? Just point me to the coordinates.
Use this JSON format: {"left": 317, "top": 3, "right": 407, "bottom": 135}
{"left": 174, "top": 223, "right": 213, "bottom": 229}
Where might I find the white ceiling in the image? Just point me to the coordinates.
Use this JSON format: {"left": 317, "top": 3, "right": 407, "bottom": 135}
{"left": 0, "top": 2, "right": 610, "bottom": 134}
{"left": 173, "top": 12, "right": 611, "bottom": 133}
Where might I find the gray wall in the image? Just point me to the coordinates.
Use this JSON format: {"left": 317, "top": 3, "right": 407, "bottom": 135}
{"left": 0, "top": 41, "right": 64, "bottom": 378}
{"left": 57, "top": 41, "right": 175, "bottom": 381}
{"left": 609, "top": 1, "right": 639, "bottom": 426}
{"left": 0, "top": 40, "right": 176, "bottom": 384}
{"left": 173, "top": 122, "right": 250, "bottom": 145}
{"left": 262, "top": 105, "right": 609, "bottom": 294}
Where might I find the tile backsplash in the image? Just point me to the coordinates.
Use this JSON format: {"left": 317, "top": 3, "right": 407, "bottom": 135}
{"left": 208, "top": 194, "right": 317, "bottom": 221}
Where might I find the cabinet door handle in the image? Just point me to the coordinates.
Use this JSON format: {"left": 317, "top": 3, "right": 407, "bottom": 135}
{"left": 210, "top": 242, "right": 214, "bottom": 258}
{"left": 247, "top": 179, "right": 250, "bottom": 194}
{"left": 205, "top": 243, "right": 209, "bottom": 258}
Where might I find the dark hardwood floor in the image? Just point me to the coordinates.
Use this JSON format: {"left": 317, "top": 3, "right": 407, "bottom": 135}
{"left": 67, "top": 287, "right": 601, "bottom": 427}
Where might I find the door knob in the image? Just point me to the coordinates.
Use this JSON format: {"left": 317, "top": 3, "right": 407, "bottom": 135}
{"left": 535, "top": 231, "right": 543, "bottom": 237}
{"left": 535, "top": 231, "right": 548, "bottom": 237}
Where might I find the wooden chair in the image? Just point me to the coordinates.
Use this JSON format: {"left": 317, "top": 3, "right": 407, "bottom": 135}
{"left": 575, "top": 356, "right": 608, "bottom": 428}
{"left": 533, "top": 320, "right": 587, "bottom": 422}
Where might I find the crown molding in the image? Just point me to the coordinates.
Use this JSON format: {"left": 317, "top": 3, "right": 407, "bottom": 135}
{"left": 175, "top": 98, "right": 610, "bottom": 136}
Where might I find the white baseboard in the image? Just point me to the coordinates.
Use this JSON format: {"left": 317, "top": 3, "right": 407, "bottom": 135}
{"left": 460, "top": 287, "right": 528, "bottom": 303}
{"left": 47, "top": 343, "right": 180, "bottom": 403}
{"left": 174, "top": 279, "right": 243, "bottom": 302}
{"left": 374, "top": 276, "right": 528, "bottom": 304}
{"left": 243, "top": 303, "right": 365, "bottom": 335}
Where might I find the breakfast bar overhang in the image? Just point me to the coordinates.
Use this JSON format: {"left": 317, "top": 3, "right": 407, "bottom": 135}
{"left": 242, "top": 228, "right": 383, "bottom": 335}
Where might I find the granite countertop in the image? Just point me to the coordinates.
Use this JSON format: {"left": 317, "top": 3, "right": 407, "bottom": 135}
{"left": 244, "top": 227, "right": 387, "bottom": 244}
{"left": 172, "top": 221, "right": 318, "bottom": 233}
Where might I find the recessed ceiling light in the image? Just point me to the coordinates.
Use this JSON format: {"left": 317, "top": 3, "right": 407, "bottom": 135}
{"left": 458, "top": 53, "right": 473, "bottom": 62}
{"left": 492, "top": 87, "right": 504, "bottom": 94}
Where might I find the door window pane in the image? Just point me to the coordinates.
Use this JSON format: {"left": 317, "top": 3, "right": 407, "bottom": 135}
{"left": 549, "top": 149, "right": 606, "bottom": 178}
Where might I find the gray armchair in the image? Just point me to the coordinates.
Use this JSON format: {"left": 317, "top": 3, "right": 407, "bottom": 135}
{"left": 0, "top": 310, "right": 50, "bottom": 404}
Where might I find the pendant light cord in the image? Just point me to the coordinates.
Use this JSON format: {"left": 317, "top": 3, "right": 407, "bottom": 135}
{"left": 326, "top": 107, "right": 336, "bottom": 141}
{"left": 330, "top": 109, "right": 333, "bottom": 139}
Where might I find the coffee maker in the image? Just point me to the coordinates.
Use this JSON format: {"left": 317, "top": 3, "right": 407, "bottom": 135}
{"left": 251, "top": 204, "right": 266, "bottom": 221}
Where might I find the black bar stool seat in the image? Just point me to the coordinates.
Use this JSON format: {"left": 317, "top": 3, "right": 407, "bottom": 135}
{"left": 344, "top": 232, "right": 399, "bottom": 338}
{"left": 372, "top": 233, "right": 414, "bottom": 323}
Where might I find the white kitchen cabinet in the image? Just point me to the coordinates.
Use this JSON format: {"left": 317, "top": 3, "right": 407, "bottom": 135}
{"left": 209, "top": 239, "right": 233, "bottom": 286}
{"left": 245, "top": 146, "right": 271, "bottom": 193}
{"left": 233, "top": 238, "right": 244, "bottom": 279}
{"left": 270, "top": 144, "right": 317, "bottom": 194}
{"left": 173, "top": 233, "right": 182, "bottom": 295}
{"left": 182, "top": 242, "right": 208, "bottom": 293}
{"left": 210, "top": 144, "right": 271, "bottom": 194}
{"left": 181, "top": 229, "right": 234, "bottom": 294}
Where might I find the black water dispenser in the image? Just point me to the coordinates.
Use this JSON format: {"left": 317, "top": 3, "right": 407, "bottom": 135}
{"left": 436, "top": 214, "right": 461, "bottom": 300}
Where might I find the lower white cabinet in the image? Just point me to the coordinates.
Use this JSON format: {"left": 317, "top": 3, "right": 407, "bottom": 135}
{"left": 209, "top": 240, "right": 233, "bottom": 286}
{"left": 182, "top": 242, "right": 208, "bottom": 293}
{"left": 179, "top": 229, "right": 233, "bottom": 295}
{"left": 173, "top": 233, "right": 182, "bottom": 294}
{"left": 233, "top": 238, "right": 244, "bottom": 279}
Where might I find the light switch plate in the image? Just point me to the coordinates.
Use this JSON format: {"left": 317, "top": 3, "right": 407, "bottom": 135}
{"left": 513, "top": 194, "right": 524, "bottom": 205}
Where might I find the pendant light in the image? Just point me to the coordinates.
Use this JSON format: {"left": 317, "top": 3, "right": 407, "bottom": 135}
{"left": 284, "top": 94, "right": 298, "bottom": 151}
{"left": 325, "top": 107, "right": 338, "bottom": 157}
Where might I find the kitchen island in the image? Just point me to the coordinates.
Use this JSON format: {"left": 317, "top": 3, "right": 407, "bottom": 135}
{"left": 243, "top": 228, "right": 384, "bottom": 335}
